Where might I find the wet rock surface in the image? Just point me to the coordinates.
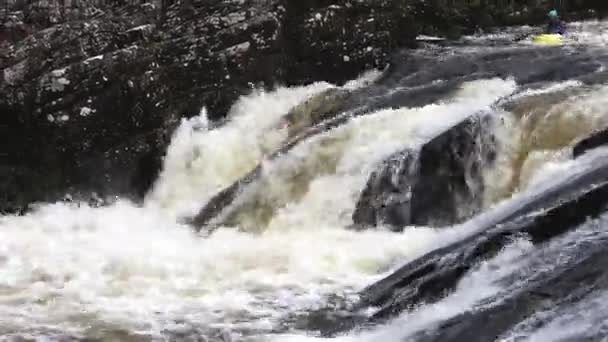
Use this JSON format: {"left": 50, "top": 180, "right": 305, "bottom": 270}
{"left": 352, "top": 113, "right": 495, "bottom": 230}
{"left": 416, "top": 244, "right": 608, "bottom": 342}
{"left": 573, "top": 126, "right": 608, "bottom": 158}
{"left": 3, "top": 3, "right": 608, "bottom": 341}
{"left": 315, "top": 151, "right": 608, "bottom": 337}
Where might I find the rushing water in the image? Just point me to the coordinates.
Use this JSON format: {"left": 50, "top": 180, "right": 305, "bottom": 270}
{"left": 275, "top": 205, "right": 608, "bottom": 342}
{"left": 3, "top": 21, "right": 608, "bottom": 342}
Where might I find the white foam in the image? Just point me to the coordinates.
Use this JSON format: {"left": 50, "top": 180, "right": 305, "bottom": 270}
{"left": 343, "top": 69, "right": 384, "bottom": 90}
{"left": 482, "top": 83, "right": 608, "bottom": 203}
{"left": 0, "top": 201, "right": 447, "bottom": 338}
{"left": 563, "top": 19, "right": 608, "bottom": 46}
{"left": 270, "top": 238, "right": 535, "bottom": 342}
{"left": 508, "top": 80, "right": 583, "bottom": 99}
{"left": 146, "top": 82, "right": 335, "bottom": 217}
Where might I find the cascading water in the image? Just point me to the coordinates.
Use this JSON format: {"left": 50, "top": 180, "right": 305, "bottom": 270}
{"left": 3, "top": 20, "right": 608, "bottom": 342}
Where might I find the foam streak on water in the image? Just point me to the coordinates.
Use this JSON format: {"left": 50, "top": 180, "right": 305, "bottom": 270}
{"left": 503, "top": 288, "right": 608, "bottom": 341}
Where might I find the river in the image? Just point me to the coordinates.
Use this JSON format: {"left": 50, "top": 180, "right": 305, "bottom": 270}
{"left": 2, "top": 20, "right": 608, "bottom": 342}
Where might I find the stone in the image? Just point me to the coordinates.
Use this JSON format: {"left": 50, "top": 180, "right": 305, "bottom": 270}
{"left": 352, "top": 113, "right": 495, "bottom": 230}
{"left": 573, "top": 127, "right": 608, "bottom": 158}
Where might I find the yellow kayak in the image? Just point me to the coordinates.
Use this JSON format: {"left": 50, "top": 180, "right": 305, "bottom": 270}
{"left": 531, "top": 33, "right": 563, "bottom": 43}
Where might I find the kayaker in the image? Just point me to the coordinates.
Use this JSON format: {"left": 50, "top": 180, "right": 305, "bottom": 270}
{"left": 546, "top": 9, "right": 566, "bottom": 34}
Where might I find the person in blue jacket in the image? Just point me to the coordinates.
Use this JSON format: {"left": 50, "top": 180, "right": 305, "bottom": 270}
{"left": 546, "top": 9, "right": 566, "bottom": 34}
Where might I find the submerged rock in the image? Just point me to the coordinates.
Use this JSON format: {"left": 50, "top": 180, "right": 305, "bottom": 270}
{"left": 352, "top": 113, "right": 495, "bottom": 230}
{"left": 188, "top": 165, "right": 263, "bottom": 229}
{"left": 281, "top": 88, "right": 351, "bottom": 140}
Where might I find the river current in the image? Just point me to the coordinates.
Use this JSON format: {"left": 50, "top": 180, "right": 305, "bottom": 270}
{"left": 2, "top": 20, "right": 608, "bottom": 342}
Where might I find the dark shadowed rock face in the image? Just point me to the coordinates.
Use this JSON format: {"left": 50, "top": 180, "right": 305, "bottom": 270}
{"left": 351, "top": 150, "right": 419, "bottom": 230}
{"left": 573, "top": 126, "right": 608, "bottom": 158}
{"left": 412, "top": 113, "right": 496, "bottom": 226}
{"left": 352, "top": 113, "right": 495, "bottom": 231}
{"left": 0, "top": 0, "right": 419, "bottom": 213}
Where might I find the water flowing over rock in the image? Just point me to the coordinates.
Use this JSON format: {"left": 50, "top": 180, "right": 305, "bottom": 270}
{"left": 352, "top": 113, "right": 495, "bottom": 230}
{"left": 189, "top": 45, "right": 608, "bottom": 230}
{"left": 319, "top": 149, "right": 608, "bottom": 337}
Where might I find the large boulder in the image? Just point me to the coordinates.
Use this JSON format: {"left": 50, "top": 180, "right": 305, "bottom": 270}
{"left": 352, "top": 113, "right": 496, "bottom": 230}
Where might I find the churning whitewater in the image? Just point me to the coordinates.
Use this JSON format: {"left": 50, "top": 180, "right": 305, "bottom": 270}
{"left": 0, "top": 75, "right": 515, "bottom": 340}
{"left": 3, "top": 20, "right": 608, "bottom": 342}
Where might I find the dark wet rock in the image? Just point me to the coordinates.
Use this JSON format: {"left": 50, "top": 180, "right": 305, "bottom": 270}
{"left": 351, "top": 150, "right": 419, "bottom": 230}
{"left": 416, "top": 245, "right": 608, "bottom": 342}
{"left": 281, "top": 88, "right": 351, "bottom": 139}
{"left": 573, "top": 127, "right": 608, "bottom": 158}
{"left": 352, "top": 113, "right": 495, "bottom": 231}
{"left": 70, "top": 124, "right": 177, "bottom": 202}
{"left": 0, "top": 0, "right": 419, "bottom": 213}
{"left": 320, "top": 153, "right": 608, "bottom": 336}
{"left": 331, "top": 46, "right": 608, "bottom": 121}
{"left": 368, "top": 176, "right": 608, "bottom": 324}
{"left": 391, "top": 45, "right": 608, "bottom": 89}
{"left": 0, "top": 165, "right": 47, "bottom": 214}
{"left": 414, "top": 219, "right": 608, "bottom": 342}
{"left": 0, "top": 4, "right": 173, "bottom": 212}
